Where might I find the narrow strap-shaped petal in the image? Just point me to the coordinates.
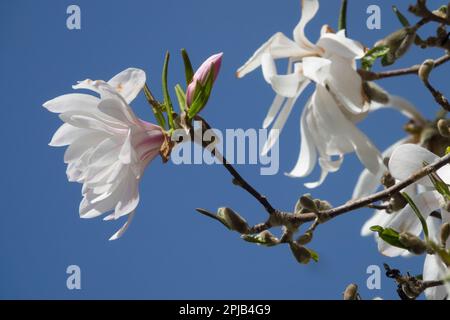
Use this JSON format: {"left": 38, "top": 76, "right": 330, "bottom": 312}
{"left": 293, "top": 0, "right": 319, "bottom": 49}
{"left": 286, "top": 99, "right": 317, "bottom": 178}
{"left": 236, "top": 32, "right": 306, "bottom": 78}
{"left": 109, "top": 211, "right": 136, "bottom": 241}
{"left": 43, "top": 93, "right": 99, "bottom": 114}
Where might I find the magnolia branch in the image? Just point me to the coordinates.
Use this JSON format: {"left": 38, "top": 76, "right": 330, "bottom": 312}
{"left": 359, "top": 54, "right": 450, "bottom": 81}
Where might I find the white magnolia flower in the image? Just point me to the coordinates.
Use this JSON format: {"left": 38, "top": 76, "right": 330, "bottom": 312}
{"left": 44, "top": 68, "right": 165, "bottom": 240}
{"left": 424, "top": 213, "right": 449, "bottom": 300}
{"left": 237, "top": 0, "right": 383, "bottom": 187}
{"left": 360, "top": 143, "right": 450, "bottom": 299}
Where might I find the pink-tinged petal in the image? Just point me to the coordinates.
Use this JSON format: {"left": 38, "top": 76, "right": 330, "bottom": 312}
{"left": 107, "top": 68, "right": 146, "bottom": 104}
{"left": 193, "top": 53, "right": 223, "bottom": 84}
{"left": 43, "top": 93, "right": 99, "bottom": 114}
{"left": 293, "top": 0, "right": 320, "bottom": 49}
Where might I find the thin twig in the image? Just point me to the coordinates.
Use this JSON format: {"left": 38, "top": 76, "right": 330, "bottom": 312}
{"left": 359, "top": 54, "right": 450, "bottom": 81}
{"left": 195, "top": 116, "right": 277, "bottom": 215}
{"left": 291, "top": 151, "right": 450, "bottom": 223}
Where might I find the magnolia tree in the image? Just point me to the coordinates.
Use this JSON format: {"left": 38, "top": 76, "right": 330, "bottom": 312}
{"left": 44, "top": 0, "right": 450, "bottom": 300}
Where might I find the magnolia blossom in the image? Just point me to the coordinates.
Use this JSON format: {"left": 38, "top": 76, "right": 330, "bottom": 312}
{"left": 186, "top": 53, "right": 223, "bottom": 107}
{"left": 237, "top": 0, "right": 383, "bottom": 187}
{"left": 44, "top": 68, "right": 164, "bottom": 240}
{"left": 360, "top": 144, "right": 450, "bottom": 299}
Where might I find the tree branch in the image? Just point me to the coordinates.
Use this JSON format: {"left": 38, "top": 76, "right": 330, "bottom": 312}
{"left": 359, "top": 54, "right": 450, "bottom": 81}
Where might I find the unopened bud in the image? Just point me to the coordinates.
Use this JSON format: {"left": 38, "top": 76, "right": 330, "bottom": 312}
{"left": 376, "top": 27, "right": 416, "bottom": 65}
{"left": 363, "top": 82, "right": 390, "bottom": 104}
{"left": 289, "top": 242, "right": 311, "bottom": 264}
{"left": 418, "top": 59, "right": 435, "bottom": 82}
{"left": 297, "top": 231, "right": 313, "bottom": 245}
{"left": 390, "top": 194, "right": 407, "bottom": 211}
{"left": 399, "top": 232, "right": 427, "bottom": 254}
{"left": 299, "top": 194, "right": 318, "bottom": 213}
{"left": 343, "top": 284, "right": 359, "bottom": 300}
{"left": 381, "top": 172, "right": 395, "bottom": 188}
{"left": 217, "top": 207, "right": 249, "bottom": 234}
{"left": 440, "top": 222, "right": 450, "bottom": 246}
{"left": 258, "top": 230, "right": 279, "bottom": 245}
{"left": 437, "top": 119, "right": 450, "bottom": 138}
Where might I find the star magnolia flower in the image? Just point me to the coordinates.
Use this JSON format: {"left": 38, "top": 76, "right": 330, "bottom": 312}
{"left": 360, "top": 144, "right": 450, "bottom": 299}
{"left": 44, "top": 68, "right": 165, "bottom": 240}
{"left": 237, "top": 0, "right": 383, "bottom": 188}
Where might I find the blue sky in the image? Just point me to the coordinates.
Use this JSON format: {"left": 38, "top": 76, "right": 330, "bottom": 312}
{"left": 0, "top": 0, "right": 447, "bottom": 299}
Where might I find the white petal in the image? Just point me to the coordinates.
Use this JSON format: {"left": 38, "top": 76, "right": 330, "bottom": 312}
{"left": 270, "top": 64, "right": 307, "bottom": 98}
{"left": 302, "top": 57, "right": 331, "bottom": 85}
{"left": 114, "top": 171, "right": 140, "bottom": 219}
{"left": 97, "top": 97, "right": 138, "bottom": 125}
{"left": 261, "top": 53, "right": 277, "bottom": 83}
{"left": 109, "top": 211, "right": 136, "bottom": 241}
{"left": 261, "top": 89, "right": 304, "bottom": 156}
{"left": 286, "top": 99, "right": 317, "bottom": 177}
{"left": 353, "top": 138, "right": 408, "bottom": 199}
{"left": 49, "top": 123, "right": 93, "bottom": 147}
{"left": 107, "top": 68, "right": 146, "bottom": 104}
{"left": 236, "top": 32, "right": 307, "bottom": 78}
{"left": 317, "top": 32, "right": 365, "bottom": 59}
{"left": 63, "top": 133, "right": 106, "bottom": 163}
{"left": 293, "top": 0, "right": 319, "bottom": 49}
{"left": 43, "top": 93, "right": 99, "bottom": 114}
{"left": 263, "top": 94, "right": 285, "bottom": 129}
{"left": 389, "top": 144, "right": 450, "bottom": 186}
{"left": 361, "top": 210, "right": 391, "bottom": 236}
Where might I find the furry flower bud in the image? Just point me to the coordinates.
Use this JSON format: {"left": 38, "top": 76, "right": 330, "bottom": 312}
{"left": 217, "top": 207, "right": 250, "bottom": 234}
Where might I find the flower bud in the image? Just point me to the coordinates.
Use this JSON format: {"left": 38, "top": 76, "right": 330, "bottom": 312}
{"left": 437, "top": 119, "right": 450, "bottom": 138}
{"left": 375, "top": 27, "right": 416, "bottom": 65}
{"left": 289, "top": 242, "right": 311, "bottom": 264}
{"left": 363, "top": 82, "right": 390, "bottom": 104}
{"left": 296, "top": 231, "right": 313, "bottom": 245}
{"left": 217, "top": 207, "right": 249, "bottom": 234}
{"left": 343, "top": 284, "right": 359, "bottom": 300}
{"left": 186, "top": 53, "right": 223, "bottom": 107}
{"left": 440, "top": 222, "right": 450, "bottom": 246}
{"left": 299, "top": 194, "right": 318, "bottom": 213}
{"left": 418, "top": 59, "right": 435, "bottom": 83}
{"left": 256, "top": 230, "right": 279, "bottom": 245}
{"left": 399, "top": 232, "right": 427, "bottom": 254}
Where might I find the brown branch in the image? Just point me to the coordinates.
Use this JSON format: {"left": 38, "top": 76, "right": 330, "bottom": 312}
{"left": 291, "top": 151, "right": 450, "bottom": 223}
{"left": 359, "top": 54, "right": 450, "bottom": 81}
{"left": 194, "top": 116, "right": 276, "bottom": 215}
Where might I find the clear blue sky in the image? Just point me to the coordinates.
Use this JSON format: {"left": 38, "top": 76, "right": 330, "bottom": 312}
{"left": 0, "top": 0, "right": 447, "bottom": 299}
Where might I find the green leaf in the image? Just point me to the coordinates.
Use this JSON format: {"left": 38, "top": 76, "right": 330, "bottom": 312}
{"left": 181, "top": 48, "right": 194, "bottom": 86}
{"left": 392, "top": 5, "right": 410, "bottom": 27}
{"left": 143, "top": 84, "right": 166, "bottom": 129}
{"left": 174, "top": 84, "right": 186, "bottom": 112}
{"left": 370, "top": 225, "right": 408, "bottom": 249}
{"left": 402, "top": 192, "right": 429, "bottom": 240}
{"left": 307, "top": 248, "right": 319, "bottom": 263}
{"left": 187, "top": 65, "right": 215, "bottom": 119}
{"left": 362, "top": 45, "right": 390, "bottom": 71}
{"left": 162, "top": 51, "right": 175, "bottom": 130}
{"left": 446, "top": 146, "right": 450, "bottom": 155}
{"left": 338, "top": 0, "right": 348, "bottom": 34}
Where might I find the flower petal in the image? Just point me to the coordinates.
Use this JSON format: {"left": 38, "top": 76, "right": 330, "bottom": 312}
{"left": 109, "top": 211, "right": 136, "bottom": 241}
{"left": 317, "top": 32, "right": 365, "bottom": 59}
{"left": 107, "top": 68, "right": 146, "bottom": 104}
{"left": 236, "top": 32, "right": 307, "bottom": 78}
{"left": 43, "top": 93, "right": 99, "bottom": 114}
{"left": 293, "top": 0, "right": 320, "bottom": 49}
{"left": 286, "top": 99, "right": 317, "bottom": 178}
{"left": 389, "top": 144, "right": 450, "bottom": 186}
{"left": 270, "top": 64, "right": 308, "bottom": 98}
